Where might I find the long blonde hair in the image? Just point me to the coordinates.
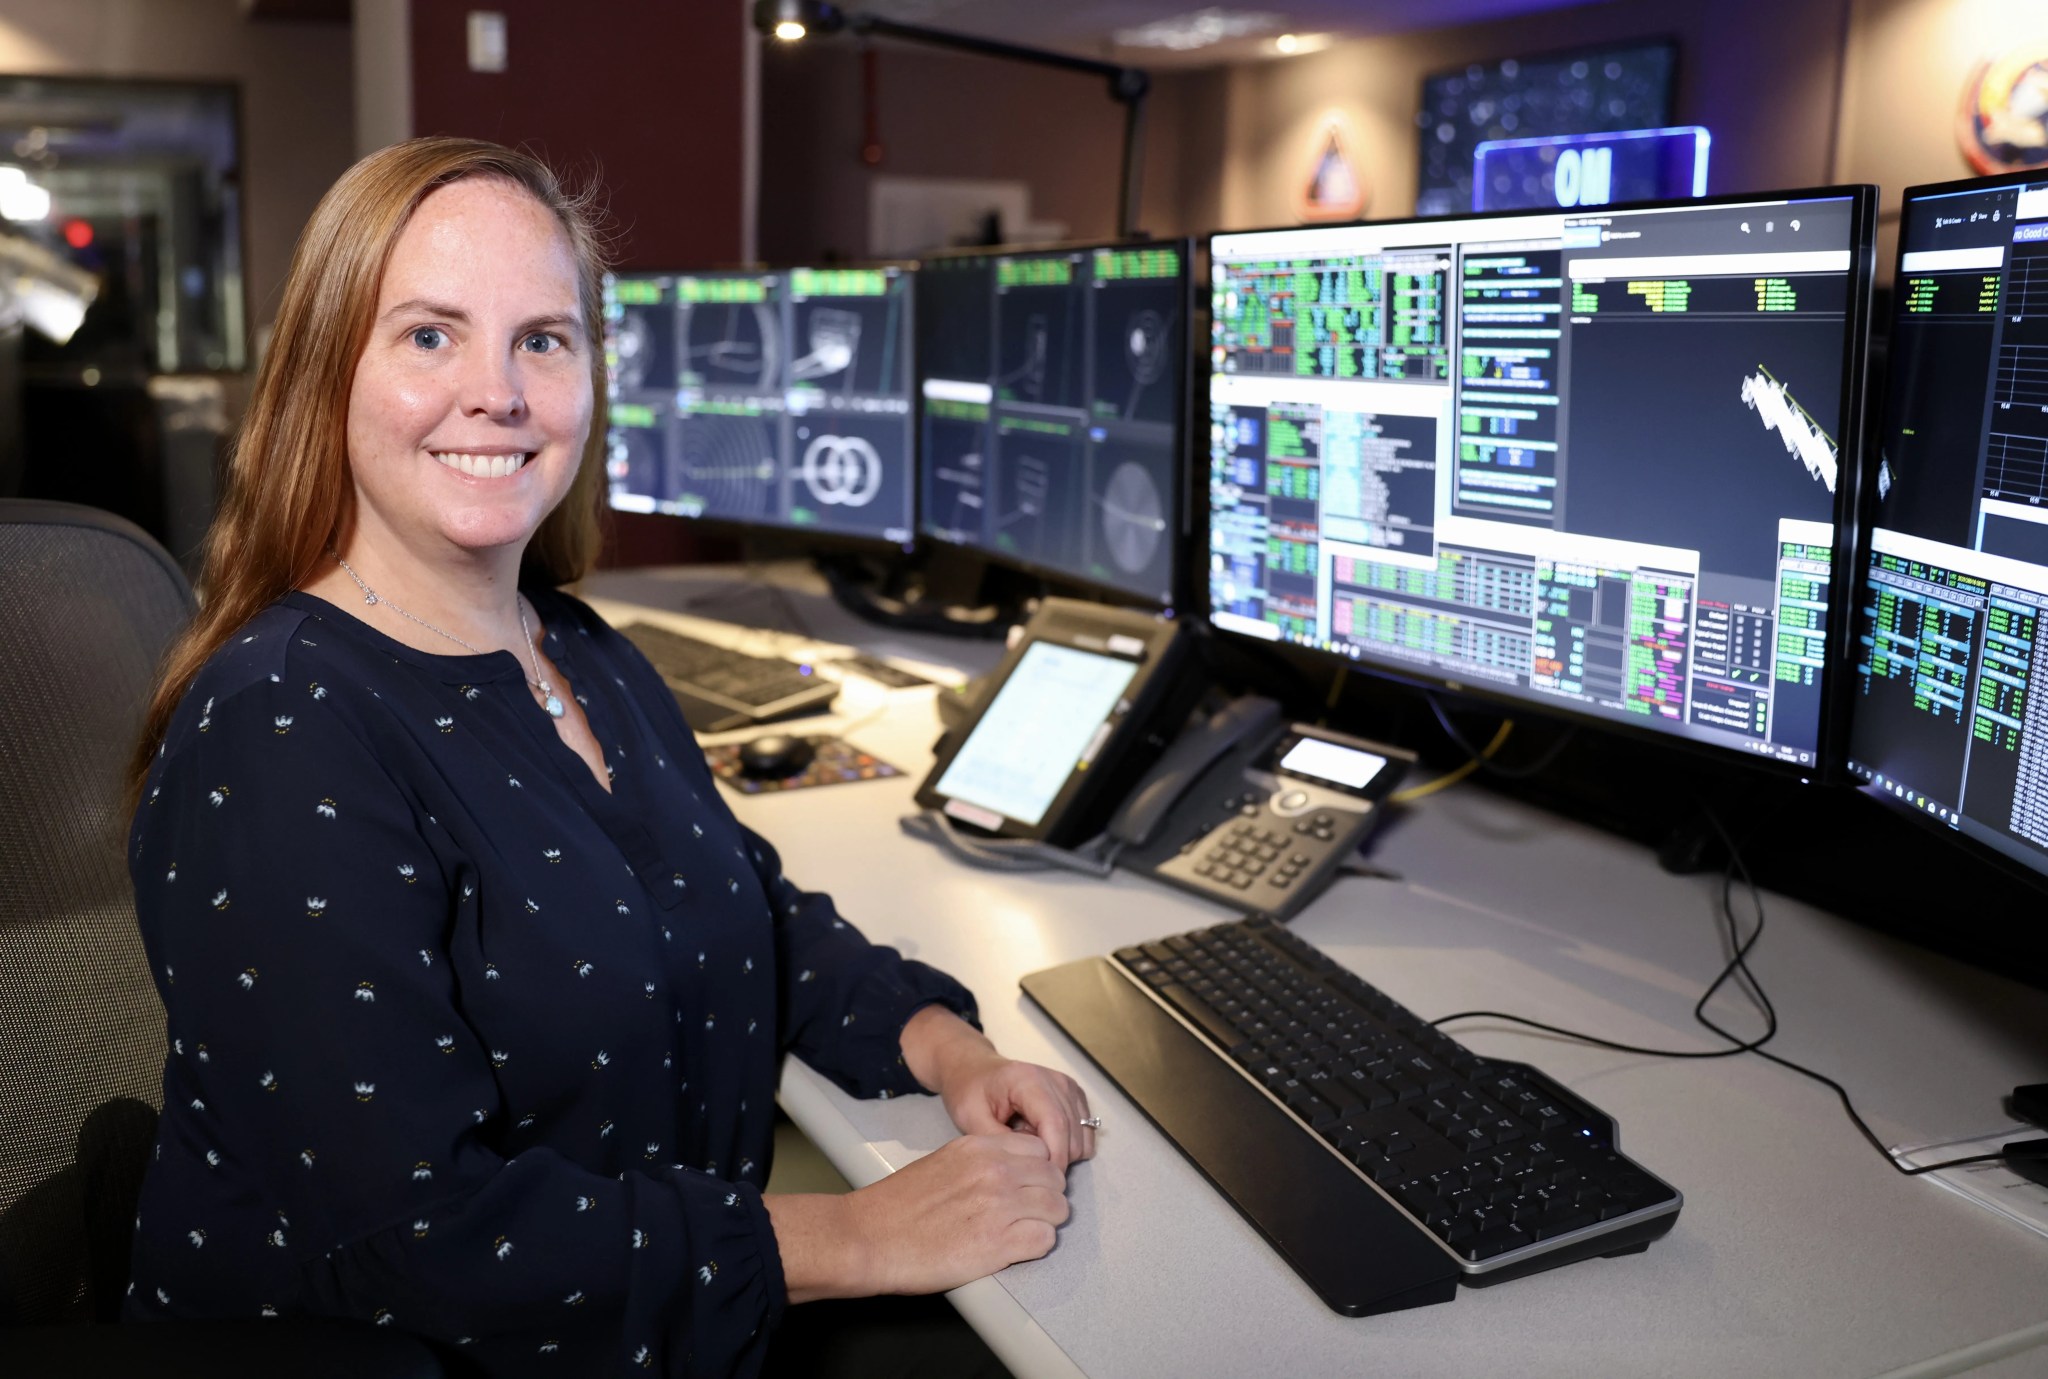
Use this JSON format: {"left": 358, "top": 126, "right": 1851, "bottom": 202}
{"left": 128, "top": 137, "right": 611, "bottom": 805}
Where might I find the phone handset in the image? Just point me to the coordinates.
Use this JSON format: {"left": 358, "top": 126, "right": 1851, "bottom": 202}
{"left": 1106, "top": 695, "right": 1284, "bottom": 849}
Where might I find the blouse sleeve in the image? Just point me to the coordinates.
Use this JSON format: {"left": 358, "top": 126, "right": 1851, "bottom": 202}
{"left": 741, "top": 826, "right": 980, "bottom": 1099}
{"left": 131, "top": 677, "right": 783, "bottom": 1375}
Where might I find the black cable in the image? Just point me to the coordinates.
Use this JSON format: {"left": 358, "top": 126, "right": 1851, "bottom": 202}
{"left": 1432, "top": 803, "right": 2008, "bottom": 1177}
{"left": 1424, "top": 692, "right": 1580, "bottom": 780}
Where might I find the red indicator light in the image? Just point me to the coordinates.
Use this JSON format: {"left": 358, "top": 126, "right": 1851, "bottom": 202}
{"left": 62, "top": 219, "right": 93, "bottom": 249}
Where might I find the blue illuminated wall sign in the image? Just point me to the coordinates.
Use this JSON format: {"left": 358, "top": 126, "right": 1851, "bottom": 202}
{"left": 1472, "top": 126, "right": 1711, "bottom": 212}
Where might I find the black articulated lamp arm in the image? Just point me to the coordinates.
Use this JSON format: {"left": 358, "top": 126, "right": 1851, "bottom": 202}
{"left": 751, "top": 0, "right": 1152, "bottom": 237}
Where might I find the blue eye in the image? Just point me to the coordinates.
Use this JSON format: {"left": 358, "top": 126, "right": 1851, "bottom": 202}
{"left": 410, "top": 326, "right": 447, "bottom": 350}
{"left": 521, "top": 332, "right": 562, "bottom": 354}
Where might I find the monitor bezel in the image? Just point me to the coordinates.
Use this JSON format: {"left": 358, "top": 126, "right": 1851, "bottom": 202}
{"left": 601, "top": 262, "right": 921, "bottom": 557}
{"left": 913, "top": 235, "right": 1197, "bottom": 614}
{"left": 1845, "top": 165, "right": 2048, "bottom": 892}
{"left": 1202, "top": 184, "right": 1880, "bottom": 783}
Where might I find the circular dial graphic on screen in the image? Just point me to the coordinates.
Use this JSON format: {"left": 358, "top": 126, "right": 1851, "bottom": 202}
{"left": 679, "top": 416, "right": 777, "bottom": 520}
{"left": 1099, "top": 461, "right": 1167, "bottom": 574}
{"left": 612, "top": 310, "right": 659, "bottom": 391}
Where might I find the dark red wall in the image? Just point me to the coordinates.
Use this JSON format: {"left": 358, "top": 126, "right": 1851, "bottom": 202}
{"left": 409, "top": 0, "right": 746, "bottom": 267}
{"left": 409, "top": 0, "right": 747, "bottom": 565}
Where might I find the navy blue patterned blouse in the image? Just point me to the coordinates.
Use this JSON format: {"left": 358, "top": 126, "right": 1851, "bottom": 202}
{"left": 123, "top": 588, "right": 977, "bottom": 1377}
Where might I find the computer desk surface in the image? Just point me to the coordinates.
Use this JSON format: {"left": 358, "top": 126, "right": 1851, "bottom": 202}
{"left": 585, "top": 568, "right": 2048, "bottom": 1379}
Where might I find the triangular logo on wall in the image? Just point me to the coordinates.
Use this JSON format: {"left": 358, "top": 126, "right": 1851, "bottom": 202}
{"left": 1300, "top": 118, "right": 1367, "bottom": 222}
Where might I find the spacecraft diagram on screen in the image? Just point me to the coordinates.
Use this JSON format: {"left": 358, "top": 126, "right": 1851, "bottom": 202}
{"left": 791, "top": 307, "right": 862, "bottom": 383}
{"left": 1121, "top": 309, "right": 1171, "bottom": 418}
{"left": 1742, "top": 365, "right": 1838, "bottom": 493}
{"left": 680, "top": 301, "right": 780, "bottom": 390}
{"left": 998, "top": 315, "right": 1050, "bottom": 401}
{"left": 999, "top": 452, "right": 1051, "bottom": 526}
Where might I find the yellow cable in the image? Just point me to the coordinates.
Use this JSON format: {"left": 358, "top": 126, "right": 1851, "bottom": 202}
{"left": 1388, "top": 719, "right": 1513, "bottom": 805}
{"left": 1316, "top": 666, "right": 1348, "bottom": 726}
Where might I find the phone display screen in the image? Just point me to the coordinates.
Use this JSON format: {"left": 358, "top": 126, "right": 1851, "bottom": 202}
{"left": 933, "top": 642, "right": 1141, "bottom": 826}
{"left": 1277, "top": 737, "right": 1390, "bottom": 792}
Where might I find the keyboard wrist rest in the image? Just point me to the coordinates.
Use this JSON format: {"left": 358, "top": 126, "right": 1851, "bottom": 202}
{"left": 1022, "top": 955, "right": 1461, "bottom": 1317}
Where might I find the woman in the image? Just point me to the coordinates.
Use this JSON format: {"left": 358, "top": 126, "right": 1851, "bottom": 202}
{"left": 124, "top": 137, "right": 1091, "bottom": 1376}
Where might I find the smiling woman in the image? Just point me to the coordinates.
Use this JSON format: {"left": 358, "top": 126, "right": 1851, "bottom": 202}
{"left": 129, "top": 138, "right": 613, "bottom": 789}
{"left": 119, "top": 138, "right": 1086, "bottom": 1379}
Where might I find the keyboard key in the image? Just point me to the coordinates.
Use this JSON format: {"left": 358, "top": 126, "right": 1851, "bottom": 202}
{"left": 1397, "top": 1181, "right": 1438, "bottom": 1216}
{"left": 1284, "top": 1084, "right": 1339, "bottom": 1127}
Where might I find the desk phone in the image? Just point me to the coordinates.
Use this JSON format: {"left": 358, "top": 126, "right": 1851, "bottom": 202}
{"left": 1111, "top": 698, "right": 1411, "bottom": 919}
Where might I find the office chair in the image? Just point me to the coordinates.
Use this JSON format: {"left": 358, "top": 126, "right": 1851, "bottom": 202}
{"left": 0, "top": 500, "right": 444, "bottom": 1376}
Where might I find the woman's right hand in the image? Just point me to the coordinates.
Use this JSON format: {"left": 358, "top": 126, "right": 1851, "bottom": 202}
{"left": 766, "top": 1130, "right": 1069, "bottom": 1302}
{"left": 847, "top": 1130, "right": 1070, "bottom": 1295}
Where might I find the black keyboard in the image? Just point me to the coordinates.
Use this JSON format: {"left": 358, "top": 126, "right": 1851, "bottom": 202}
{"left": 620, "top": 622, "right": 838, "bottom": 734}
{"left": 1022, "top": 917, "right": 1680, "bottom": 1316}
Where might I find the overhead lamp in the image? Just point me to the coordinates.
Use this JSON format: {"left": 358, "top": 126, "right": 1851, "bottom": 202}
{"left": 749, "top": 0, "right": 1154, "bottom": 238}
{"left": 0, "top": 228, "right": 98, "bottom": 344}
{"left": 1273, "top": 32, "right": 1331, "bottom": 57}
{"left": 0, "top": 166, "right": 50, "bottom": 223}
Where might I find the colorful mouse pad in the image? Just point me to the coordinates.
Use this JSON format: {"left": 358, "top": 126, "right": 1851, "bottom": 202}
{"left": 703, "top": 736, "right": 903, "bottom": 794}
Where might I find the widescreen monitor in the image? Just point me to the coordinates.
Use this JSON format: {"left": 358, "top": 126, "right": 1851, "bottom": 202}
{"left": 1845, "top": 170, "right": 2048, "bottom": 884}
{"left": 916, "top": 239, "right": 1192, "bottom": 608}
{"left": 1207, "top": 188, "right": 1876, "bottom": 772}
{"left": 603, "top": 265, "right": 915, "bottom": 546}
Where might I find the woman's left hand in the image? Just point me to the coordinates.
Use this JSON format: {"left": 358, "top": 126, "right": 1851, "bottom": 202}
{"left": 900, "top": 1006, "right": 1097, "bottom": 1170}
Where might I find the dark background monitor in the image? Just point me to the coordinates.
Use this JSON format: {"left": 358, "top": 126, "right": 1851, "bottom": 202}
{"left": 603, "top": 265, "right": 916, "bottom": 547}
{"left": 916, "top": 239, "right": 1191, "bottom": 609}
{"left": 1416, "top": 40, "right": 1678, "bottom": 219}
{"left": 1846, "top": 169, "right": 2048, "bottom": 887}
{"left": 1207, "top": 187, "right": 1876, "bottom": 774}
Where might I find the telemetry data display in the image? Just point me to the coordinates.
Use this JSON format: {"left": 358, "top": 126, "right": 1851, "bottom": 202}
{"left": 1846, "top": 176, "right": 2048, "bottom": 880}
{"left": 1209, "top": 193, "right": 1867, "bottom": 767}
{"left": 603, "top": 267, "right": 914, "bottom": 544}
{"left": 918, "top": 242, "right": 1189, "bottom": 607}
{"left": 932, "top": 641, "right": 1141, "bottom": 827}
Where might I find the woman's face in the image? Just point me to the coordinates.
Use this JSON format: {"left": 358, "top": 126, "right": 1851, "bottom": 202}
{"left": 344, "top": 175, "right": 592, "bottom": 567}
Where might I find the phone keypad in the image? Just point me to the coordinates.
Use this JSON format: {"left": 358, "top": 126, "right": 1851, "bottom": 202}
{"left": 1193, "top": 819, "right": 1313, "bottom": 891}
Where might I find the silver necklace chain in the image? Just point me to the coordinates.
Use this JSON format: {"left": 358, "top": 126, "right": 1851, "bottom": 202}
{"left": 332, "top": 554, "right": 566, "bottom": 719}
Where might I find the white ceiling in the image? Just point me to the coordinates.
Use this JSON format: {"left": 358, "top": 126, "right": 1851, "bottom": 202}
{"left": 855, "top": 0, "right": 1618, "bottom": 68}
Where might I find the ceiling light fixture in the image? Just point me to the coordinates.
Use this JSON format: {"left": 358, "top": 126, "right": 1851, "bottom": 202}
{"left": 1113, "top": 8, "right": 1283, "bottom": 52}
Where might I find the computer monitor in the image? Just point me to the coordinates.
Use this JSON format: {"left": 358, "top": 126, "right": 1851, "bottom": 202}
{"left": 602, "top": 265, "right": 916, "bottom": 546}
{"left": 917, "top": 239, "right": 1192, "bottom": 609}
{"left": 1207, "top": 188, "right": 1877, "bottom": 772}
{"left": 1845, "top": 170, "right": 2048, "bottom": 884}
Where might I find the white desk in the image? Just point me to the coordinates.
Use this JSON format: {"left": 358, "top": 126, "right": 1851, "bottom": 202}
{"left": 585, "top": 567, "right": 2048, "bottom": 1379}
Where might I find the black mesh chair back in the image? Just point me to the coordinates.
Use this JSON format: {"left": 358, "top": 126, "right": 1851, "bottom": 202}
{"left": 0, "top": 500, "right": 192, "bottom": 1326}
